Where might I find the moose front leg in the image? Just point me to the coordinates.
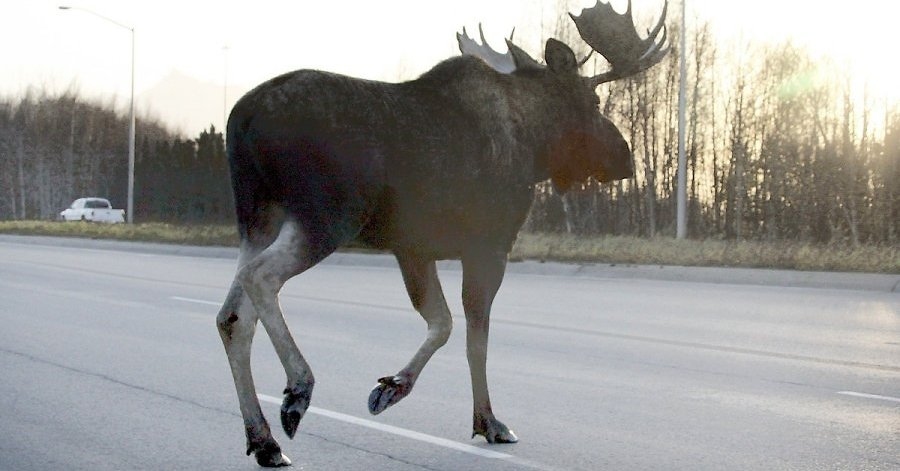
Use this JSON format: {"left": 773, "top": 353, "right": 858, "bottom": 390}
{"left": 461, "top": 251, "right": 518, "bottom": 444}
{"left": 369, "top": 252, "right": 452, "bottom": 414}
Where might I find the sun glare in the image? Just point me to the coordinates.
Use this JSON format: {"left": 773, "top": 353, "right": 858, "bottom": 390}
{"left": 812, "top": 2, "right": 900, "bottom": 108}
{"left": 686, "top": 0, "right": 900, "bottom": 130}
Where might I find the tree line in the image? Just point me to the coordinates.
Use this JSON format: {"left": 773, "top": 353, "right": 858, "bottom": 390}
{"left": 0, "top": 18, "right": 897, "bottom": 246}
{"left": 0, "top": 88, "right": 233, "bottom": 223}
{"left": 524, "top": 6, "right": 898, "bottom": 246}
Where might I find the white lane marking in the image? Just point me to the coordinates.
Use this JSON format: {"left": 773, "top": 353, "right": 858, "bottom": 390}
{"left": 171, "top": 296, "right": 221, "bottom": 306}
{"left": 257, "top": 394, "right": 512, "bottom": 460}
{"left": 837, "top": 391, "right": 900, "bottom": 404}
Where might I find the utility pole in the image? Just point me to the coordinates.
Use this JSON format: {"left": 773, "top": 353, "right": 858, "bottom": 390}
{"left": 676, "top": 0, "right": 687, "bottom": 239}
{"left": 223, "top": 45, "right": 230, "bottom": 132}
{"left": 59, "top": 5, "right": 136, "bottom": 224}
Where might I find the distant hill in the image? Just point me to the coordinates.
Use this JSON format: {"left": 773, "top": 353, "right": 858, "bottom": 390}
{"left": 137, "top": 70, "right": 247, "bottom": 136}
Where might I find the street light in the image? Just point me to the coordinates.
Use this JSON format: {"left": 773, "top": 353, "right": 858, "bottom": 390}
{"left": 223, "top": 45, "right": 230, "bottom": 131}
{"left": 676, "top": 0, "right": 687, "bottom": 239}
{"left": 59, "top": 5, "right": 136, "bottom": 224}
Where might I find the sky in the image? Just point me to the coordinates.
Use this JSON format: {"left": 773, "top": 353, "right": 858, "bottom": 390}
{"left": 2, "top": 0, "right": 898, "bottom": 135}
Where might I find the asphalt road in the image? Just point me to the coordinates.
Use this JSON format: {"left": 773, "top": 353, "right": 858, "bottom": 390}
{"left": 0, "top": 237, "right": 897, "bottom": 470}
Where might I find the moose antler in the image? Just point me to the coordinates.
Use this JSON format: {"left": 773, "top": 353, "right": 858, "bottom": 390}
{"left": 459, "top": 0, "right": 667, "bottom": 82}
{"left": 457, "top": 24, "right": 517, "bottom": 73}
{"left": 457, "top": 24, "right": 542, "bottom": 73}
{"left": 571, "top": 0, "right": 669, "bottom": 87}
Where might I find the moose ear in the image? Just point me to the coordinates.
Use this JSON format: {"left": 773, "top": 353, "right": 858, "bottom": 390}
{"left": 545, "top": 39, "right": 578, "bottom": 74}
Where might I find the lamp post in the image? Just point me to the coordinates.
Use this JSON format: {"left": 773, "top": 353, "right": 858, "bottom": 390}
{"left": 676, "top": 0, "right": 687, "bottom": 239}
{"left": 223, "top": 45, "right": 230, "bottom": 132}
{"left": 59, "top": 5, "right": 135, "bottom": 224}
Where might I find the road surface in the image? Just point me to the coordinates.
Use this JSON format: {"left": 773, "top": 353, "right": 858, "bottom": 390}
{"left": 0, "top": 237, "right": 897, "bottom": 470}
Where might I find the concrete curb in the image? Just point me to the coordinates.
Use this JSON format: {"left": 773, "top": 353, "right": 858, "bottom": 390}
{"left": 2, "top": 234, "right": 897, "bottom": 293}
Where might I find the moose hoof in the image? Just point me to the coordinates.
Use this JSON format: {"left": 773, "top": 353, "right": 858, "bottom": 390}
{"left": 281, "top": 384, "right": 313, "bottom": 439}
{"left": 368, "top": 375, "right": 412, "bottom": 415}
{"left": 256, "top": 450, "right": 292, "bottom": 468}
{"left": 473, "top": 415, "right": 519, "bottom": 444}
{"left": 250, "top": 442, "right": 292, "bottom": 468}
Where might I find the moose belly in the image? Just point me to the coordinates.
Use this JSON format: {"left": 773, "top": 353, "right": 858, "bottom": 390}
{"left": 354, "top": 184, "right": 533, "bottom": 259}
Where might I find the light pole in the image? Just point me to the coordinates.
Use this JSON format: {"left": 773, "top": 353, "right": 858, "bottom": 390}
{"left": 223, "top": 45, "right": 230, "bottom": 132}
{"left": 59, "top": 5, "right": 136, "bottom": 224}
{"left": 676, "top": 0, "right": 687, "bottom": 239}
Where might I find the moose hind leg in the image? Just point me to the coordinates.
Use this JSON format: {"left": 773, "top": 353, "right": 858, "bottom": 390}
{"left": 369, "top": 252, "right": 452, "bottom": 414}
{"left": 462, "top": 252, "right": 518, "bottom": 444}
{"left": 218, "top": 250, "right": 291, "bottom": 467}
{"left": 239, "top": 219, "right": 331, "bottom": 441}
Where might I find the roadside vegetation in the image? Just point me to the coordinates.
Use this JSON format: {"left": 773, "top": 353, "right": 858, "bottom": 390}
{"left": 0, "top": 220, "right": 238, "bottom": 247}
{"left": 1, "top": 221, "right": 896, "bottom": 274}
{"left": 511, "top": 233, "right": 898, "bottom": 274}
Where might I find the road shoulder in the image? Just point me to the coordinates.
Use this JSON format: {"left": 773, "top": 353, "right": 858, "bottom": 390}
{"left": 2, "top": 234, "right": 897, "bottom": 292}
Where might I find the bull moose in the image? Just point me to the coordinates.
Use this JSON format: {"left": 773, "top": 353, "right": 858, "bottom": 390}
{"left": 216, "top": 1, "right": 668, "bottom": 466}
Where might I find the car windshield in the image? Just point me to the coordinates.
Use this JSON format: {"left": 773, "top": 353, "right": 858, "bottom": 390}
{"left": 84, "top": 200, "right": 110, "bottom": 209}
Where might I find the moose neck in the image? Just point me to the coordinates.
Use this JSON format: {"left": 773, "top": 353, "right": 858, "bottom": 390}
{"left": 410, "top": 56, "right": 596, "bottom": 188}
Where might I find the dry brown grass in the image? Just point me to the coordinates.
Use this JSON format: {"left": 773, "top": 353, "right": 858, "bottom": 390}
{"left": 511, "top": 233, "right": 898, "bottom": 273}
{"left": 0, "top": 220, "right": 239, "bottom": 247}
{"left": 1, "top": 221, "right": 896, "bottom": 273}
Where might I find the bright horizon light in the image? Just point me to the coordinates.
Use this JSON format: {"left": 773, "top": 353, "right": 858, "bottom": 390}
{"left": 1, "top": 0, "right": 897, "bottom": 134}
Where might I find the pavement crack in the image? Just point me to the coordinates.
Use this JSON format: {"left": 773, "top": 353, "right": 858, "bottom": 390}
{"left": 294, "top": 429, "right": 446, "bottom": 471}
{"left": 0, "top": 346, "right": 237, "bottom": 417}
{"left": 1, "top": 346, "right": 472, "bottom": 471}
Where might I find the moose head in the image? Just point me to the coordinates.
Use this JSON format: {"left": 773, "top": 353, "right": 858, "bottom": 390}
{"left": 458, "top": 0, "right": 669, "bottom": 191}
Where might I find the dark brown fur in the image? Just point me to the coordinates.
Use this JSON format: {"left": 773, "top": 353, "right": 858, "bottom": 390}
{"left": 227, "top": 51, "right": 632, "bottom": 259}
{"left": 218, "top": 39, "right": 635, "bottom": 467}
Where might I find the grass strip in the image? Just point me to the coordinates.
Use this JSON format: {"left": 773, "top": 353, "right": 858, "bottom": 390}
{"left": 1, "top": 221, "right": 896, "bottom": 274}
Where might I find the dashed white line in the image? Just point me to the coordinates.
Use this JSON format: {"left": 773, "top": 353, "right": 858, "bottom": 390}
{"left": 836, "top": 391, "right": 900, "bottom": 404}
{"left": 257, "top": 394, "right": 513, "bottom": 460}
{"left": 171, "top": 296, "right": 221, "bottom": 306}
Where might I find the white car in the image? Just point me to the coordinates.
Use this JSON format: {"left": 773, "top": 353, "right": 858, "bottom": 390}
{"left": 59, "top": 197, "right": 126, "bottom": 223}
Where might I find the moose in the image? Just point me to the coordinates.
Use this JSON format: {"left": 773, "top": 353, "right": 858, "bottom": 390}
{"left": 216, "top": 1, "right": 668, "bottom": 466}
